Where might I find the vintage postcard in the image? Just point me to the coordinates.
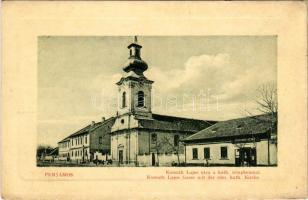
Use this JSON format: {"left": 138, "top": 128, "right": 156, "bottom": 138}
{"left": 2, "top": 1, "right": 307, "bottom": 199}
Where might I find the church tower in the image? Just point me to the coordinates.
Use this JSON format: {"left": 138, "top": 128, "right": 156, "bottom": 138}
{"left": 116, "top": 36, "right": 154, "bottom": 119}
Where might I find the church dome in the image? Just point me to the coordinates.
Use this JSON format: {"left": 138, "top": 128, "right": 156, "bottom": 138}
{"left": 122, "top": 36, "right": 148, "bottom": 76}
{"left": 123, "top": 57, "right": 148, "bottom": 75}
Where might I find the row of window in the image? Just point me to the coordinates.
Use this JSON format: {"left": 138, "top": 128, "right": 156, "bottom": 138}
{"left": 121, "top": 91, "right": 145, "bottom": 108}
{"left": 71, "top": 149, "right": 88, "bottom": 157}
{"left": 151, "top": 133, "right": 180, "bottom": 147}
{"left": 192, "top": 146, "right": 228, "bottom": 160}
{"left": 62, "top": 135, "right": 101, "bottom": 150}
{"left": 65, "top": 133, "right": 181, "bottom": 150}
{"left": 71, "top": 135, "right": 88, "bottom": 147}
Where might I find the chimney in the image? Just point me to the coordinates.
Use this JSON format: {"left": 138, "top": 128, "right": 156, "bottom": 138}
{"left": 102, "top": 117, "right": 106, "bottom": 122}
{"left": 91, "top": 121, "right": 95, "bottom": 126}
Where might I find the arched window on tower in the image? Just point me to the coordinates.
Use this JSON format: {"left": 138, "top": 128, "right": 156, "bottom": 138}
{"left": 137, "top": 91, "right": 145, "bottom": 107}
{"left": 122, "top": 92, "right": 127, "bottom": 108}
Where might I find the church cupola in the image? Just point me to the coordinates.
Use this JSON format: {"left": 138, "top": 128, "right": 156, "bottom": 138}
{"left": 123, "top": 36, "right": 148, "bottom": 76}
{"left": 116, "top": 36, "right": 153, "bottom": 118}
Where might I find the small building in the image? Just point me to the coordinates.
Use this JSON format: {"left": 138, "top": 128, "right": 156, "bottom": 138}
{"left": 182, "top": 114, "right": 277, "bottom": 166}
{"left": 58, "top": 137, "right": 70, "bottom": 160}
{"left": 58, "top": 117, "right": 115, "bottom": 163}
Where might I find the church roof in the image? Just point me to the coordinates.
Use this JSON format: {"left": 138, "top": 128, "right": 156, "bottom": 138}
{"left": 138, "top": 114, "right": 216, "bottom": 133}
{"left": 58, "top": 114, "right": 216, "bottom": 143}
{"left": 182, "top": 114, "right": 277, "bottom": 142}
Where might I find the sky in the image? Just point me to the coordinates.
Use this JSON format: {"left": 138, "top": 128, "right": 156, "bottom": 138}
{"left": 38, "top": 36, "right": 277, "bottom": 146}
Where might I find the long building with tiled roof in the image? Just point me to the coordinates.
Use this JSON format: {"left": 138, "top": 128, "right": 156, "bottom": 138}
{"left": 58, "top": 117, "right": 115, "bottom": 162}
{"left": 183, "top": 114, "right": 276, "bottom": 142}
{"left": 182, "top": 114, "right": 277, "bottom": 166}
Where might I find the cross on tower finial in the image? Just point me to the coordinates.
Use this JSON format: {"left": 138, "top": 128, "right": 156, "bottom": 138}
{"left": 134, "top": 36, "right": 138, "bottom": 43}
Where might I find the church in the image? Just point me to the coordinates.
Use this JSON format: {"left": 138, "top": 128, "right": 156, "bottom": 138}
{"left": 109, "top": 37, "right": 216, "bottom": 166}
{"left": 57, "top": 37, "right": 216, "bottom": 166}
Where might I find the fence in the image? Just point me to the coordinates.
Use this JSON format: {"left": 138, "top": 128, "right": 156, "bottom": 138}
{"left": 137, "top": 153, "right": 185, "bottom": 167}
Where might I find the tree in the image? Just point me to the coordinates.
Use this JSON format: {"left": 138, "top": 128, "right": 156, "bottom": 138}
{"left": 155, "top": 135, "right": 181, "bottom": 166}
{"left": 37, "top": 144, "right": 55, "bottom": 159}
{"left": 254, "top": 82, "right": 277, "bottom": 137}
{"left": 255, "top": 82, "right": 277, "bottom": 116}
{"left": 245, "top": 82, "right": 277, "bottom": 166}
{"left": 257, "top": 83, "right": 277, "bottom": 165}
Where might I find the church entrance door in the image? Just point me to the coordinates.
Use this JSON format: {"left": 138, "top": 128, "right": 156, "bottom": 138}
{"left": 151, "top": 153, "right": 155, "bottom": 166}
{"left": 119, "top": 150, "right": 123, "bottom": 164}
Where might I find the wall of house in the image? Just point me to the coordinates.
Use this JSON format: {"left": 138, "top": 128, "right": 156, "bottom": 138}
{"left": 69, "top": 147, "right": 90, "bottom": 162}
{"left": 256, "top": 140, "right": 267, "bottom": 165}
{"left": 68, "top": 133, "right": 90, "bottom": 161}
{"left": 69, "top": 134, "right": 90, "bottom": 150}
{"left": 90, "top": 120, "right": 114, "bottom": 154}
{"left": 270, "top": 143, "right": 277, "bottom": 165}
{"left": 185, "top": 140, "right": 277, "bottom": 166}
{"left": 58, "top": 140, "right": 70, "bottom": 157}
{"left": 186, "top": 142, "right": 236, "bottom": 165}
{"left": 256, "top": 140, "right": 277, "bottom": 165}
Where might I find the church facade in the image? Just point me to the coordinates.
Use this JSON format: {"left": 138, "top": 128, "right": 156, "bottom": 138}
{"left": 110, "top": 37, "right": 216, "bottom": 166}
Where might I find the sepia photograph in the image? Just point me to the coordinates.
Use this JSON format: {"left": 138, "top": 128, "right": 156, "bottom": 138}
{"left": 37, "top": 36, "right": 277, "bottom": 167}
{"left": 2, "top": 1, "right": 307, "bottom": 199}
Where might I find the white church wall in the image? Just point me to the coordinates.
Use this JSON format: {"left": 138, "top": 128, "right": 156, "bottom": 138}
{"left": 110, "top": 130, "right": 138, "bottom": 163}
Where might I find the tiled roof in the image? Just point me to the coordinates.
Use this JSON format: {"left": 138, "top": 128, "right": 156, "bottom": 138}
{"left": 58, "top": 114, "right": 215, "bottom": 143}
{"left": 58, "top": 137, "right": 70, "bottom": 143}
{"left": 59, "top": 117, "right": 115, "bottom": 141}
{"left": 182, "top": 114, "right": 277, "bottom": 142}
{"left": 138, "top": 114, "right": 216, "bottom": 132}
